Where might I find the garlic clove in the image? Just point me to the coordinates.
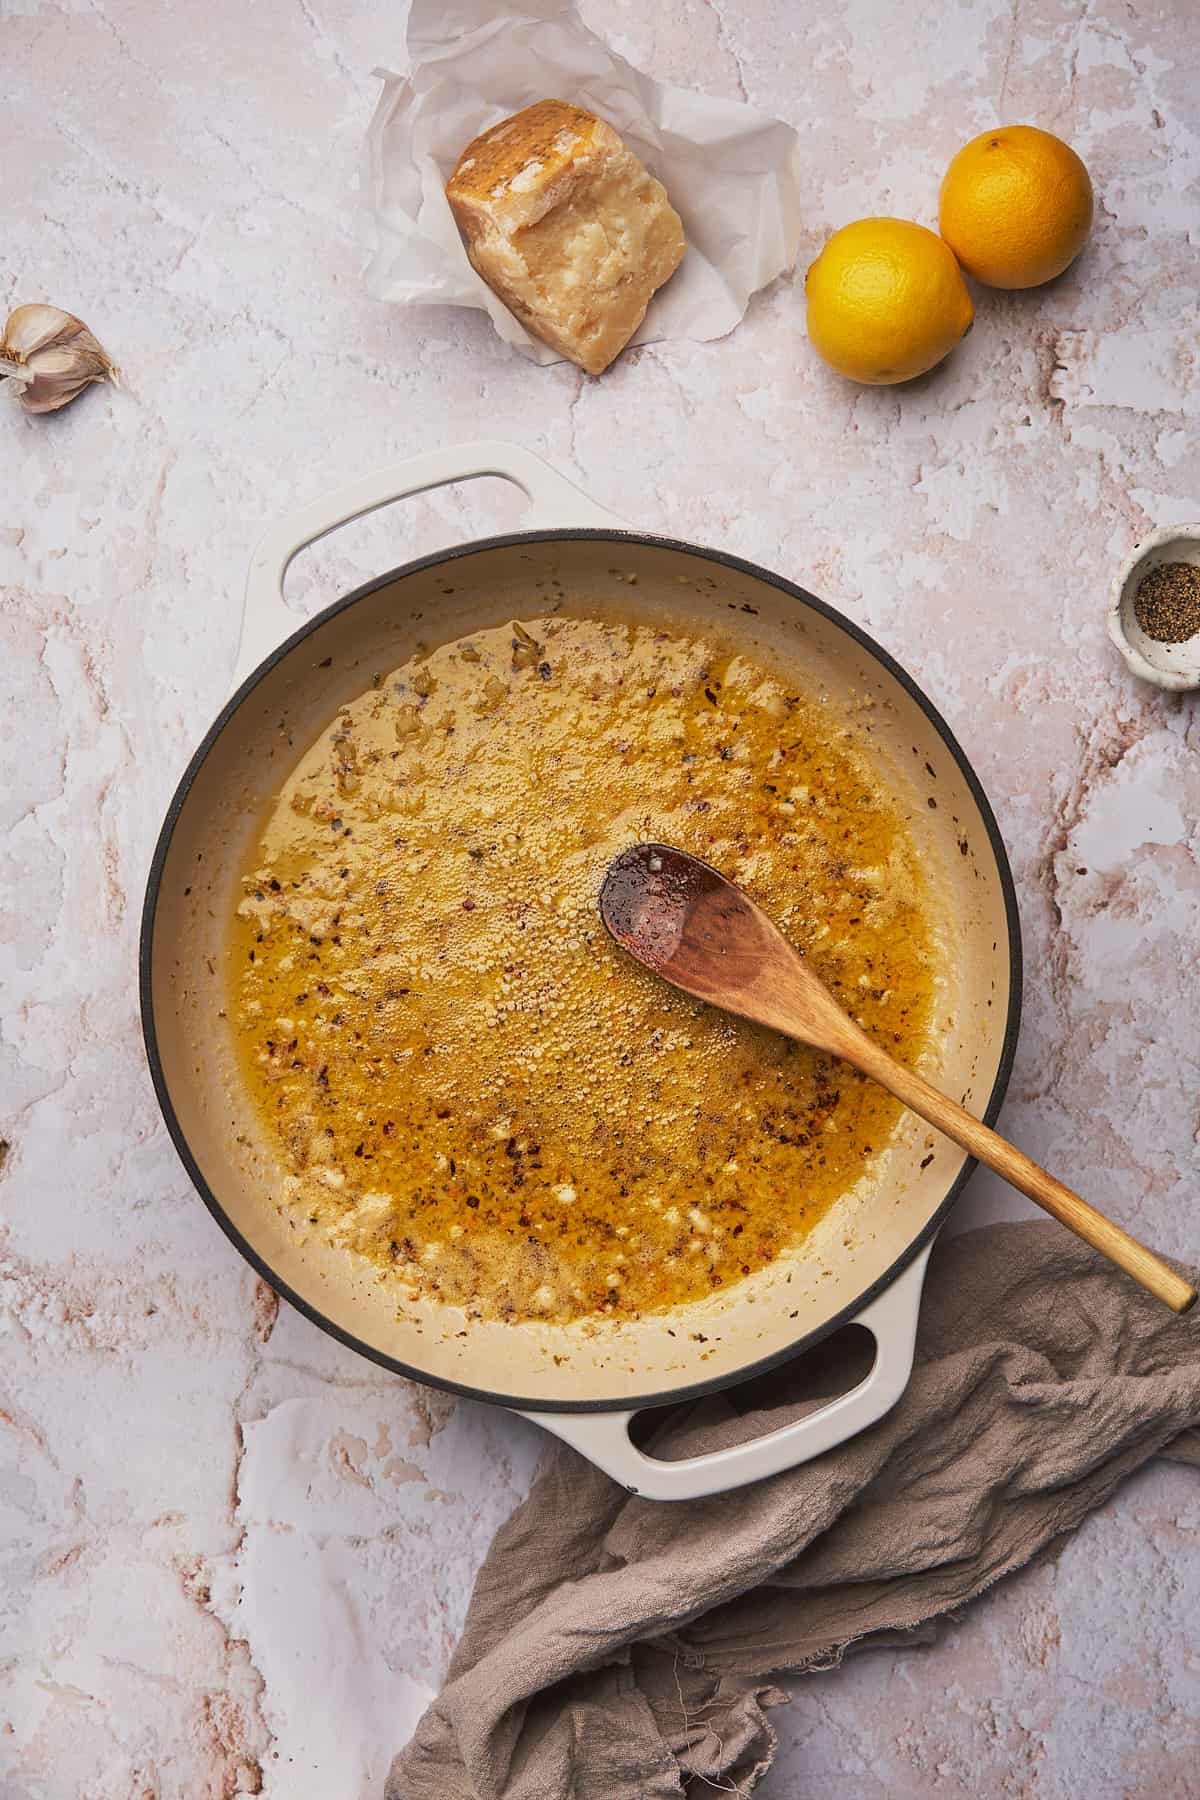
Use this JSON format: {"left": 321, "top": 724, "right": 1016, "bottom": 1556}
{"left": 3, "top": 303, "right": 83, "bottom": 360}
{"left": 0, "top": 303, "right": 117, "bottom": 415}
{"left": 9, "top": 345, "right": 107, "bottom": 414}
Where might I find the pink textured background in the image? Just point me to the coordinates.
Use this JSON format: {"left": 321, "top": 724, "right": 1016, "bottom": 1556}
{"left": 2, "top": 1, "right": 1198, "bottom": 1793}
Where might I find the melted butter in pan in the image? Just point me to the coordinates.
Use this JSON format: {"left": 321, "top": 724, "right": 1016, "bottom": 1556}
{"left": 228, "top": 614, "right": 942, "bottom": 1324}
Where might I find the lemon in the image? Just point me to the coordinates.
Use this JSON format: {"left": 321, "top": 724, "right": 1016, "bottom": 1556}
{"left": 805, "top": 218, "right": 974, "bottom": 385}
{"left": 939, "top": 126, "right": 1093, "bottom": 289}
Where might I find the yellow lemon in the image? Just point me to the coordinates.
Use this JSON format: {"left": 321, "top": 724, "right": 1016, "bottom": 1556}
{"left": 805, "top": 218, "right": 974, "bottom": 385}
{"left": 939, "top": 125, "right": 1093, "bottom": 289}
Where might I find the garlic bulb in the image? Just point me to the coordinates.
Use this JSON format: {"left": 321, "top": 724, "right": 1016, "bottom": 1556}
{"left": 0, "top": 304, "right": 116, "bottom": 415}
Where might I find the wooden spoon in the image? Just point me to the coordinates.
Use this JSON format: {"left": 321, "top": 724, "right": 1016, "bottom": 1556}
{"left": 599, "top": 842, "right": 1195, "bottom": 1314}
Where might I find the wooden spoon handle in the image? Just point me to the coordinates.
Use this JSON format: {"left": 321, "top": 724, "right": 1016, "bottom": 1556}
{"left": 850, "top": 1037, "right": 1196, "bottom": 1314}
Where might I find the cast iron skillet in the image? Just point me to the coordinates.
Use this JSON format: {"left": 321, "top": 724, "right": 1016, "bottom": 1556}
{"left": 140, "top": 443, "right": 1020, "bottom": 1498}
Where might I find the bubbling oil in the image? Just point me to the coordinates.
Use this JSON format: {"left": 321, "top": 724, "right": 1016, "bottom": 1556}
{"left": 228, "top": 613, "right": 942, "bottom": 1323}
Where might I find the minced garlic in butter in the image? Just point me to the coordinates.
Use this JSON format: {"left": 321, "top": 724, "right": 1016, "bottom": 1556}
{"left": 228, "top": 612, "right": 942, "bottom": 1324}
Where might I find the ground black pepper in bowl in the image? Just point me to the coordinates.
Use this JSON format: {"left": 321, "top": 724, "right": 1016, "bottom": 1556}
{"left": 1132, "top": 561, "right": 1200, "bottom": 643}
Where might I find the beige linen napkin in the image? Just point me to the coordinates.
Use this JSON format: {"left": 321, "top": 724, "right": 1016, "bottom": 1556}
{"left": 387, "top": 1222, "right": 1200, "bottom": 1799}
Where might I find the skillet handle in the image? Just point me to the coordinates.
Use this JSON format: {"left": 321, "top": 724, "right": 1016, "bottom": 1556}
{"left": 234, "top": 440, "right": 627, "bottom": 689}
{"left": 519, "top": 1245, "right": 932, "bottom": 1502}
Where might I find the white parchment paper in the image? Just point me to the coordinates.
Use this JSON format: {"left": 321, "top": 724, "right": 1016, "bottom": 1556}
{"left": 365, "top": 0, "right": 803, "bottom": 364}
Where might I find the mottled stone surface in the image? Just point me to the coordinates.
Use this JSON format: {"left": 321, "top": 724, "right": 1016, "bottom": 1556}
{"left": 3, "top": 0, "right": 1198, "bottom": 1794}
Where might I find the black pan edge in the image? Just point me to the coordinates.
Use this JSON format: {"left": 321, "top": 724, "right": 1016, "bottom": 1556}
{"left": 139, "top": 527, "right": 1023, "bottom": 1416}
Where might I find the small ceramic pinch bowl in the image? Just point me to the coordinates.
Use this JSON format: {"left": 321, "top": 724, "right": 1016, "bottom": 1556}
{"left": 1109, "top": 524, "right": 1200, "bottom": 691}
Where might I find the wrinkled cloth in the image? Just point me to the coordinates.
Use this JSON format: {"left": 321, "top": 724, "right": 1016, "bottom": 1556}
{"left": 388, "top": 1223, "right": 1200, "bottom": 1799}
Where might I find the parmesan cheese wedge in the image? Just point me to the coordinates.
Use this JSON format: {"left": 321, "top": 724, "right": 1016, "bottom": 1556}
{"left": 447, "top": 100, "right": 686, "bottom": 375}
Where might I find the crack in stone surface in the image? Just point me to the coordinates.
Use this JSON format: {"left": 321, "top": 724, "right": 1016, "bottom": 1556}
{"left": 699, "top": 0, "right": 750, "bottom": 103}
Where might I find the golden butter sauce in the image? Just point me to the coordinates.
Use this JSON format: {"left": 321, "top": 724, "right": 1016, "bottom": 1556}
{"left": 228, "top": 613, "right": 942, "bottom": 1324}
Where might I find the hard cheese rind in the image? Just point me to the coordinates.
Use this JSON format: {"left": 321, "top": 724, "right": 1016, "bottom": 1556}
{"left": 446, "top": 100, "right": 686, "bottom": 375}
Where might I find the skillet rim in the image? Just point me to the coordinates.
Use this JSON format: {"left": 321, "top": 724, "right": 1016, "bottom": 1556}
{"left": 139, "top": 528, "right": 1023, "bottom": 1414}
